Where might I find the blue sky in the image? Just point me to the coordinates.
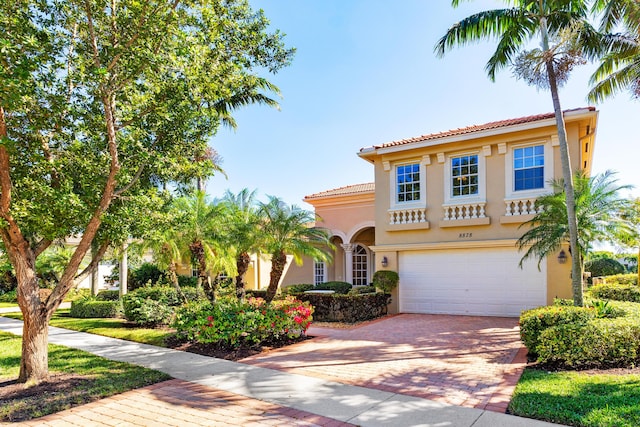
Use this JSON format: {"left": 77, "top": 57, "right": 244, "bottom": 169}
{"left": 206, "top": 0, "right": 639, "bottom": 208}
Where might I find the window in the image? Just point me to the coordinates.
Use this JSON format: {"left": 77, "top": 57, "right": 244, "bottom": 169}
{"left": 514, "top": 145, "right": 544, "bottom": 191}
{"left": 314, "top": 262, "right": 326, "bottom": 285}
{"left": 396, "top": 163, "right": 420, "bottom": 203}
{"left": 352, "top": 245, "right": 368, "bottom": 286}
{"left": 451, "top": 154, "right": 478, "bottom": 197}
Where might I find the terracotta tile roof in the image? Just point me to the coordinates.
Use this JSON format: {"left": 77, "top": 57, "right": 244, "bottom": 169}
{"left": 305, "top": 182, "right": 375, "bottom": 200}
{"left": 362, "top": 107, "right": 596, "bottom": 151}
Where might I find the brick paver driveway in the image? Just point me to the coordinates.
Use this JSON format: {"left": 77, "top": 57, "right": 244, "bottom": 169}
{"left": 241, "top": 314, "right": 527, "bottom": 413}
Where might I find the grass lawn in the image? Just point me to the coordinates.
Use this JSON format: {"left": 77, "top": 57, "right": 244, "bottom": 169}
{"left": 0, "top": 302, "right": 18, "bottom": 308}
{"left": 0, "top": 331, "right": 171, "bottom": 422}
{"left": 2, "top": 310, "right": 172, "bottom": 347}
{"left": 509, "top": 367, "right": 640, "bottom": 427}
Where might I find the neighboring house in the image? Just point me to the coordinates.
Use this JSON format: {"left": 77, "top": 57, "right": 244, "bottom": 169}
{"left": 291, "top": 107, "right": 598, "bottom": 317}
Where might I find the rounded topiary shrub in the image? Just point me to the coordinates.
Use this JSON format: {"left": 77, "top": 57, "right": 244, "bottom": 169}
{"left": 585, "top": 258, "right": 625, "bottom": 281}
{"left": 129, "top": 263, "right": 165, "bottom": 291}
{"left": 372, "top": 270, "right": 399, "bottom": 294}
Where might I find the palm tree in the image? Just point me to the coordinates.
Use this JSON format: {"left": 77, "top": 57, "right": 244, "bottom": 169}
{"left": 218, "top": 189, "right": 262, "bottom": 301}
{"left": 588, "top": 0, "right": 640, "bottom": 102}
{"left": 435, "top": 0, "right": 601, "bottom": 306}
{"left": 259, "top": 196, "right": 333, "bottom": 303}
{"left": 173, "top": 191, "right": 235, "bottom": 302}
{"left": 517, "top": 171, "right": 636, "bottom": 288}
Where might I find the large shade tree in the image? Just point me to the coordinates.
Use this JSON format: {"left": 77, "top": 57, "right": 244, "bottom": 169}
{"left": 259, "top": 197, "right": 333, "bottom": 303}
{"left": 517, "top": 171, "right": 636, "bottom": 282}
{"left": 435, "top": 0, "right": 601, "bottom": 306}
{"left": 0, "top": 0, "right": 293, "bottom": 383}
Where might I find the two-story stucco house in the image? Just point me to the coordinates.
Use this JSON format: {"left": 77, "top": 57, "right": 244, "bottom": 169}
{"left": 294, "top": 107, "right": 598, "bottom": 317}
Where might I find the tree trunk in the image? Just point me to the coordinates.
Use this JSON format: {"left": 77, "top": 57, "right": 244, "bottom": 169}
{"left": 265, "top": 250, "right": 286, "bottom": 303}
{"left": 540, "top": 15, "right": 583, "bottom": 306}
{"left": 235, "top": 252, "right": 250, "bottom": 301}
{"left": 19, "top": 295, "right": 50, "bottom": 384}
{"left": 119, "top": 242, "right": 128, "bottom": 298}
{"left": 167, "top": 262, "right": 186, "bottom": 302}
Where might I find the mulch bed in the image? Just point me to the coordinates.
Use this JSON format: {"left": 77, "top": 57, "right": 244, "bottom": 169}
{"left": 164, "top": 334, "right": 313, "bottom": 361}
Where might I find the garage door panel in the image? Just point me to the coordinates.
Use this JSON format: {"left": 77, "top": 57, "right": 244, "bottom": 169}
{"left": 399, "top": 248, "right": 546, "bottom": 317}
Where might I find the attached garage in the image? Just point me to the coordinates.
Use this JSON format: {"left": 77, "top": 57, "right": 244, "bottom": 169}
{"left": 398, "top": 247, "right": 546, "bottom": 317}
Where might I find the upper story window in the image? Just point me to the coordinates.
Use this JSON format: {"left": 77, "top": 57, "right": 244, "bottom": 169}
{"left": 504, "top": 141, "right": 553, "bottom": 200}
{"left": 451, "top": 154, "right": 479, "bottom": 197}
{"left": 396, "top": 163, "right": 420, "bottom": 203}
{"left": 514, "top": 145, "right": 544, "bottom": 191}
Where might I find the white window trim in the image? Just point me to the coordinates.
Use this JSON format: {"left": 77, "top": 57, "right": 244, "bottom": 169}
{"left": 389, "top": 158, "right": 428, "bottom": 211}
{"left": 504, "top": 140, "right": 554, "bottom": 200}
{"left": 444, "top": 150, "right": 486, "bottom": 205}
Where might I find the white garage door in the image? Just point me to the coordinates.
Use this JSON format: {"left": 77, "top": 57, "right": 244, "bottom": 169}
{"left": 399, "top": 247, "right": 546, "bottom": 317}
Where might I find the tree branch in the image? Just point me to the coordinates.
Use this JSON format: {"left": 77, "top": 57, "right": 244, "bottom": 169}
{"left": 114, "top": 163, "right": 145, "bottom": 198}
{"left": 74, "top": 239, "right": 110, "bottom": 285}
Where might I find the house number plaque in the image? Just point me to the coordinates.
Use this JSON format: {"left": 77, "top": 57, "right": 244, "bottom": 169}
{"left": 458, "top": 233, "right": 472, "bottom": 238}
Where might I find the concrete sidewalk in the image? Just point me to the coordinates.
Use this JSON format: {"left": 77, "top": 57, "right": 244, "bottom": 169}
{"left": 0, "top": 301, "right": 71, "bottom": 314}
{"left": 0, "top": 317, "right": 561, "bottom": 427}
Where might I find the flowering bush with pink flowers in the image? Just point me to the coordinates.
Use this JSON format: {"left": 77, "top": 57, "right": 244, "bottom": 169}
{"left": 173, "top": 296, "right": 313, "bottom": 348}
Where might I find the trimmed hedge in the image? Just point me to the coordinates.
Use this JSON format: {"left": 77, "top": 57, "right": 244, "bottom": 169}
{"left": 70, "top": 298, "right": 122, "bottom": 318}
{"left": 296, "top": 293, "right": 390, "bottom": 323}
{"left": 589, "top": 283, "right": 640, "bottom": 303}
{"left": 96, "top": 290, "right": 120, "bottom": 301}
{"left": 349, "top": 286, "right": 376, "bottom": 294}
{"left": 521, "top": 300, "right": 640, "bottom": 369}
{"left": 519, "top": 305, "right": 596, "bottom": 354}
{"left": 283, "top": 284, "right": 314, "bottom": 294}
{"left": 315, "top": 281, "right": 352, "bottom": 294}
{"left": 537, "top": 317, "right": 640, "bottom": 369}
{"left": 603, "top": 274, "right": 638, "bottom": 286}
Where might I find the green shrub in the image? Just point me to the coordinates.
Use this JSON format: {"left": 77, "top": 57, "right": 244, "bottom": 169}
{"left": 589, "top": 283, "right": 640, "bottom": 303}
{"left": 283, "top": 284, "right": 314, "bottom": 294}
{"left": 0, "top": 290, "right": 17, "bottom": 303}
{"left": 537, "top": 318, "right": 640, "bottom": 369}
{"left": 349, "top": 285, "right": 377, "bottom": 295}
{"left": 245, "top": 289, "right": 267, "bottom": 299}
{"left": 96, "top": 290, "right": 120, "bottom": 301}
{"left": 177, "top": 275, "right": 198, "bottom": 288}
{"left": 315, "top": 281, "right": 352, "bottom": 294}
{"left": 70, "top": 298, "right": 122, "bottom": 318}
{"left": 296, "top": 293, "right": 391, "bottom": 322}
{"left": 519, "top": 305, "right": 596, "bottom": 354}
{"left": 173, "top": 296, "right": 313, "bottom": 348}
{"left": 129, "top": 263, "right": 165, "bottom": 291}
{"left": 585, "top": 258, "right": 625, "bottom": 280}
{"left": 604, "top": 274, "right": 638, "bottom": 286}
{"left": 372, "top": 270, "right": 399, "bottom": 294}
{"left": 122, "top": 285, "right": 204, "bottom": 326}
{"left": 64, "top": 288, "right": 90, "bottom": 302}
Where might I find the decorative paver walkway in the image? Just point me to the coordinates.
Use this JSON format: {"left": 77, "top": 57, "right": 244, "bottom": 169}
{"left": 241, "top": 314, "right": 527, "bottom": 413}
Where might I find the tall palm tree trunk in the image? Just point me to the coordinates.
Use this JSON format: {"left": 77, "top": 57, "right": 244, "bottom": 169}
{"left": 265, "top": 250, "right": 286, "bottom": 303}
{"left": 541, "top": 14, "right": 583, "bottom": 306}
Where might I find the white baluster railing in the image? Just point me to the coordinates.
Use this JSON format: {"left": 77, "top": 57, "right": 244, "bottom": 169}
{"left": 388, "top": 208, "right": 428, "bottom": 225}
{"left": 442, "top": 202, "right": 486, "bottom": 221}
{"left": 504, "top": 198, "right": 541, "bottom": 216}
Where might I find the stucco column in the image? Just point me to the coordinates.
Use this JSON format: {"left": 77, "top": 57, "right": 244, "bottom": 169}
{"left": 341, "top": 244, "right": 354, "bottom": 285}
{"left": 119, "top": 242, "right": 128, "bottom": 297}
